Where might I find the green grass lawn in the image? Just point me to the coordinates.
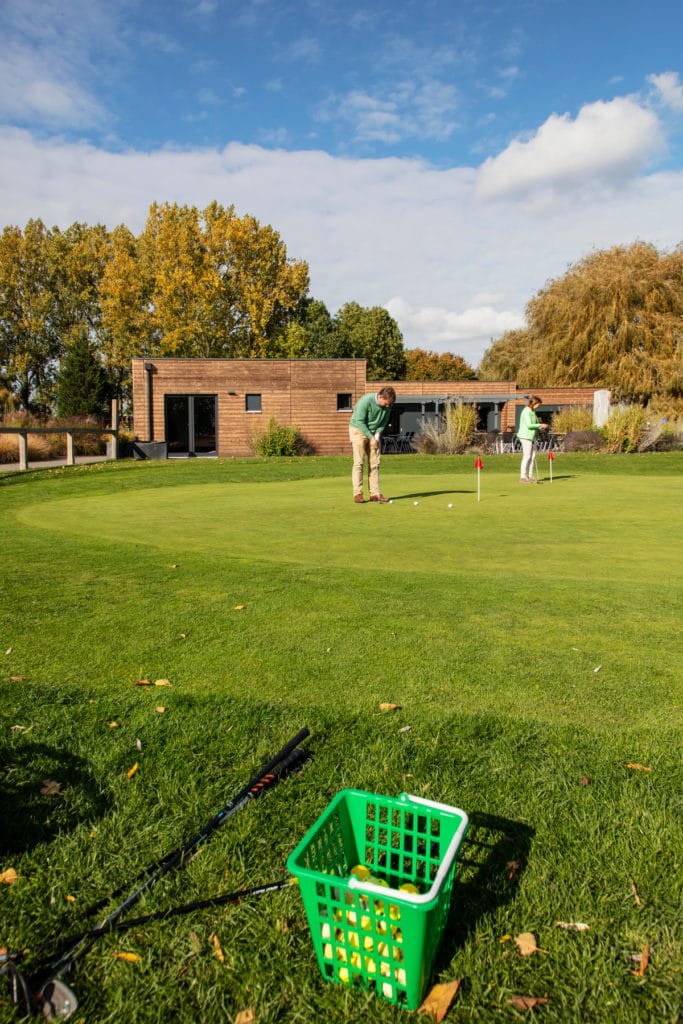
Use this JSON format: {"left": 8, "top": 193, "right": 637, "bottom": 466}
{"left": 1, "top": 453, "right": 681, "bottom": 1023}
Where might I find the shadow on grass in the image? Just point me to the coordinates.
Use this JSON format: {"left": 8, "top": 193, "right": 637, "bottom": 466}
{"left": 389, "top": 489, "right": 473, "bottom": 500}
{"left": 0, "top": 742, "right": 109, "bottom": 855}
{"left": 434, "top": 810, "right": 534, "bottom": 972}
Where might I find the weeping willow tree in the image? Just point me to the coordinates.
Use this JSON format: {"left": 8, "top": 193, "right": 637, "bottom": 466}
{"left": 479, "top": 242, "right": 683, "bottom": 410}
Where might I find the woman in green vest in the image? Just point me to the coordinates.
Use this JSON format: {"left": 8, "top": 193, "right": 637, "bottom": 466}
{"left": 517, "top": 395, "right": 547, "bottom": 483}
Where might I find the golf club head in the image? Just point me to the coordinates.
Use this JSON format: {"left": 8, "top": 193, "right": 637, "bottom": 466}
{"left": 6, "top": 961, "right": 35, "bottom": 1017}
{"left": 37, "top": 979, "right": 78, "bottom": 1021}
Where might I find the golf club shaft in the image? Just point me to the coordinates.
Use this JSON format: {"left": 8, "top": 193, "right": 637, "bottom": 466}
{"left": 61, "top": 879, "right": 293, "bottom": 944}
{"left": 46, "top": 730, "right": 309, "bottom": 979}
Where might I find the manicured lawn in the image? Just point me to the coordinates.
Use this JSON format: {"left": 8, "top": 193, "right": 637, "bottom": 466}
{"left": 1, "top": 453, "right": 681, "bottom": 1023}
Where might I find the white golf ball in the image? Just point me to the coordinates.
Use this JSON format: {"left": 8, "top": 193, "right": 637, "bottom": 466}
{"left": 413, "top": 501, "right": 419, "bottom": 506}
{"left": 448, "top": 503, "right": 453, "bottom": 508}
{"left": 389, "top": 500, "right": 393, "bottom": 504}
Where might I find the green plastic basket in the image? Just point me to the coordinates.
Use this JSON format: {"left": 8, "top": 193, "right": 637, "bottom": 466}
{"left": 287, "top": 789, "right": 469, "bottom": 1010}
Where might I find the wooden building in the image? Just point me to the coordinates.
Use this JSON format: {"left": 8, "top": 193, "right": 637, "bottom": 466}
{"left": 131, "top": 357, "right": 602, "bottom": 457}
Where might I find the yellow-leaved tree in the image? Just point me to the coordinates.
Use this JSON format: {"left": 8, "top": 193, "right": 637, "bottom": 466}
{"left": 479, "top": 242, "right": 683, "bottom": 411}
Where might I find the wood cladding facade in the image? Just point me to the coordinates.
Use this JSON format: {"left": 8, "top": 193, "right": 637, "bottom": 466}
{"left": 132, "top": 358, "right": 600, "bottom": 456}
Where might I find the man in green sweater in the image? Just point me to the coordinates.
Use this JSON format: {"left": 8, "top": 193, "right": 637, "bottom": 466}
{"left": 349, "top": 387, "right": 396, "bottom": 503}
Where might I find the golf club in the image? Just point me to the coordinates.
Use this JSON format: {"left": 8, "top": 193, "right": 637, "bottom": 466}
{"left": 4, "top": 728, "right": 310, "bottom": 1020}
{"left": 59, "top": 878, "right": 296, "bottom": 945}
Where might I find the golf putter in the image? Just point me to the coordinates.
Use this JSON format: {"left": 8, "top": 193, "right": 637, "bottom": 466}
{"left": 3, "top": 729, "right": 310, "bottom": 1021}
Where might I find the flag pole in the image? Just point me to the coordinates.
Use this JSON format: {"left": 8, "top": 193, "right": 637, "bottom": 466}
{"left": 475, "top": 455, "right": 484, "bottom": 502}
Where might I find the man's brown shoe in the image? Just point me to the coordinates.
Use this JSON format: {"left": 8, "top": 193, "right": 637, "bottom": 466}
{"left": 354, "top": 494, "right": 365, "bottom": 503}
{"left": 370, "top": 494, "right": 390, "bottom": 503}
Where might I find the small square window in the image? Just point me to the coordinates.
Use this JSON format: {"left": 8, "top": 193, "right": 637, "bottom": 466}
{"left": 337, "top": 393, "right": 352, "bottom": 412}
{"left": 245, "top": 393, "right": 262, "bottom": 413}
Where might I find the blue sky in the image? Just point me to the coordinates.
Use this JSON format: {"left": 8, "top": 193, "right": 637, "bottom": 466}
{"left": 2, "top": 0, "right": 683, "bottom": 366}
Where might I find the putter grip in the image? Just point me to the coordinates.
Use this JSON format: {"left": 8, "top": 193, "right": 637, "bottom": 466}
{"left": 250, "top": 746, "right": 308, "bottom": 797}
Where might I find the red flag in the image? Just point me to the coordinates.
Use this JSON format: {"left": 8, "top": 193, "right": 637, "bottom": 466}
{"left": 475, "top": 456, "right": 484, "bottom": 470}
{"left": 548, "top": 450, "right": 555, "bottom": 461}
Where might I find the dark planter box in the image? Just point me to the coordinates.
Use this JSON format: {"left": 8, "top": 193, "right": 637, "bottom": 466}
{"left": 132, "top": 441, "right": 168, "bottom": 460}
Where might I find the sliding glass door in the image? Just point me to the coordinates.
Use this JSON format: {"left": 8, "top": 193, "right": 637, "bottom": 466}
{"left": 165, "top": 394, "right": 217, "bottom": 456}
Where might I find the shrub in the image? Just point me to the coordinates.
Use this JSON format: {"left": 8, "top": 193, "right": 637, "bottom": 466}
{"left": 552, "top": 406, "right": 593, "bottom": 433}
{"left": 252, "top": 416, "right": 307, "bottom": 457}
{"left": 414, "top": 401, "right": 476, "bottom": 454}
{"left": 637, "top": 409, "right": 683, "bottom": 452}
{"left": 602, "top": 405, "right": 647, "bottom": 453}
{"left": 562, "top": 430, "right": 605, "bottom": 452}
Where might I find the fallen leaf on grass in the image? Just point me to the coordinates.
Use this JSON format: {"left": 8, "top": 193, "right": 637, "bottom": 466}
{"left": 209, "top": 932, "right": 224, "bottom": 963}
{"left": 135, "top": 738, "right": 142, "bottom": 751}
{"left": 127, "top": 763, "right": 139, "bottom": 779}
{"left": 131, "top": 679, "right": 151, "bottom": 686}
{"left": 66, "top": 895, "right": 76, "bottom": 903}
{"left": 399, "top": 725, "right": 411, "bottom": 733}
{"left": 154, "top": 679, "right": 171, "bottom": 687}
{"left": 234, "top": 1010, "right": 256, "bottom": 1024}
{"left": 507, "top": 860, "right": 521, "bottom": 881}
{"left": 11, "top": 725, "right": 29, "bottom": 732}
{"left": 108, "top": 721, "right": 118, "bottom": 728}
{"left": 624, "top": 763, "right": 652, "bottom": 772}
{"left": 632, "top": 942, "right": 649, "bottom": 977}
{"left": 10, "top": 676, "right": 25, "bottom": 682}
{"left": 555, "top": 922, "right": 589, "bottom": 931}
{"left": 581, "top": 776, "right": 591, "bottom": 786}
{"left": 514, "top": 932, "right": 538, "bottom": 956}
{"left": 40, "top": 779, "right": 64, "bottom": 796}
{"left": 233, "top": 605, "right": 247, "bottom": 611}
{"left": 169, "top": 564, "right": 179, "bottom": 569}
{"left": 379, "top": 703, "right": 401, "bottom": 712}
{"left": 630, "top": 880, "right": 641, "bottom": 907}
{"left": 155, "top": 706, "right": 165, "bottom": 714}
{"left": 0, "top": 868, "right": 18, "bottom": 885}
{"left": 508, "top": 996, "right": 550, "bottom": 1010}
{"left": 114, "top": 952, "right": 141, "bottom": 963}
{"left": 418, "top": 979, "right": 461, "bottom": 1021}
{"left": 5, "top": 647, "right": 12, "bottom": 655}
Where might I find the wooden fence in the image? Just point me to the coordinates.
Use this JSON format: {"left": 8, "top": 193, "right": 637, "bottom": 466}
{"left": 0, "top": 402, "right": 119, "bottom": 472}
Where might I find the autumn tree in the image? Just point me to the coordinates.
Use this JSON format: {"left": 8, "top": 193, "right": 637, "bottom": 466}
{"left": 404, "top": 348, "right": 476, "bottom": 380}
{"left": 135, "top": 202, "right": 310, "bottom": 360}
{"left": 477, "top": 329, "right": 535, "bottom": 381}
{"left": 480, "top": 242, "right": 683, "bottom": 408}
{"left": 0, "top": 220, "right": 61, "bottom": 412}
{"left": 99, "top": 225, "right": 151, "bottom": 397}
{"left": 334, "top": 302, "right": 406, "bottom": 379}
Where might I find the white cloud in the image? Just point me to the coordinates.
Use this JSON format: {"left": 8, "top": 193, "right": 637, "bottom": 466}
{"left": 318, "top": 79, "right": 458, "bottom": 145}
{"left": 648, "top": 71, "right": 683, "bottom": 112}
{"left": 0, "top": 45, "right": 104, "bottom": 127}
{"left": 476, "top": 97, "right": 665, "bottom": 199}
{"left": 385, "top": 297, "right": 525, "bottom": 354}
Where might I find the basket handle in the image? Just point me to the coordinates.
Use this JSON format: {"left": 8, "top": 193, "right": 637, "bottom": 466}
{"left": 399, "top": 793, "right": 469, "bottom": 902}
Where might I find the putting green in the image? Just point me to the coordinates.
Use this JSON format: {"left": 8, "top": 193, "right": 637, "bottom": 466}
{"left": 16, "top": 470, "right": 680, "bottom": 584}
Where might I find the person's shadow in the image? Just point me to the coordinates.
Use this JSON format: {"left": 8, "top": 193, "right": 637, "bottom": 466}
{"left": 0, "top": 742, "right": 109, "bottom": 855}
{"left": 433, "top": 811, "right": 535, "bottom": 972}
